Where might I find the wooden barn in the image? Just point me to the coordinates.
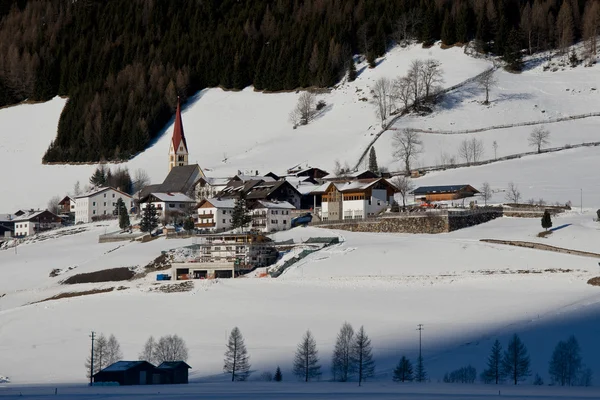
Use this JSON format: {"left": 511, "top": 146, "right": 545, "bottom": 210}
{"left": 411, "top": 185, "right": 480, "bottom": 202}
{"left": 157, "top": 361, "right": 192, "bottom": 384}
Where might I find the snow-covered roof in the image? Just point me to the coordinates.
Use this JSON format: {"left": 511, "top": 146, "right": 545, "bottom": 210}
{"left": 235, "top": 174, "right": 275, "bottom": 183}
{"left": 75, "top": 186, "right": 132, "bottom": 199}
{"left": 200, "top": 198, "right": 236, "bottom": 209}
{"left": 0, "top": 213, "right": 17, "bottom": 222}
{"left": 150, "top": 192, "right": 196, "bottom": 203}
{"left": 101, "top": 361, "right": 147, "bottom": 372}
{"left": 254, "top": 200, "right": 296, "bottom": 210}
{"left": 12, "top": 210, "right": 53, "bottom": 222}
{"left": 202, "top": 177, "right": 230, "bottom": 186}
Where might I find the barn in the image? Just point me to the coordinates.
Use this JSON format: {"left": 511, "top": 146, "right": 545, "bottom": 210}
{"left": 158, "top": 361, "right": 192, "bottom": 384}
{"left": 93, "top": 361, "right": 168, "bottom": 386}
{"left": 411, "top": 185, "right": 480, "bottom": 202}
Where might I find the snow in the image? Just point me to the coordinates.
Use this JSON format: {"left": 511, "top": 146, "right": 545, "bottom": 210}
{"left": 148, "top": 192, "right": 195, "bottom": 202}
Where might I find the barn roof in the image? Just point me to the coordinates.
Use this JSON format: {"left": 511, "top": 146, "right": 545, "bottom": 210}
{"left": 157, "top": 361, "right": 191, "bottom": 369}
{"left": 411, "top": 185, "right": 479, "bottom": 195}
{"left": 101, "top": 361, "right": 150, "bottom": 372}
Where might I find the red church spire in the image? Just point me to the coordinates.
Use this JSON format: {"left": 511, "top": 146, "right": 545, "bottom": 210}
{"left": 172, "top": 97, "right": 187, "bottom": 152}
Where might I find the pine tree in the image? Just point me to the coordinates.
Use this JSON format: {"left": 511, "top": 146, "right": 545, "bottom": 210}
{"left": 140, "top": 203, "right": 159, "bottom": 233}
{"left": 503, "top": 29, "right": 524, "bottom": 72}
{"left": 331, "top": 322, "right": 355, "bottom": 382}
{"left": 231, "top": 192, "right": 251, "bottom": 230}
{"left": 348, "top": 58, "right": 357, "bottom": 82}
{"left": 502, "top": 334, "right": 531, "bottom": 385}
{"left": 115, "top": 198, "right": 130, "bottom": 229}
{"left": 293, "top": 330, "right": 321, "bottom": 382}
{"left": 482, "top": 339, "right": 504, "bottom": 384}
{"left": 415, "top": 354, "right": 426, "bottom": 383}
{"left": 274, "top": 366, "right": 283, "bottom": 382}
{"left": 183, "top": 217, "right": 195, "bottom": 233}
{"left": 367, "top": 147, "right": 379, "bottom": 175}
{"left": 393, "top": 356, "right": 413, "bottom": 382}
{"left": 224, "top": 327, "right": 251, "bottom": 381}
{"left": 89, "top": 165, "right": 107, "bottom": 187}
{"left": 441, "top": 11, "right": 455, "bottom": 46}
{"left": 541, "top": 210, "right": 552, "bottom": 231}
{"left": 351, "top": 326, "right": 375, "bottom": 386}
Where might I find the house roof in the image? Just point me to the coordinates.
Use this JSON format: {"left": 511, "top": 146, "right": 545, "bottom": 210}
{"left": 312, "top": 178, "right": 397, "bottom": 194}
{"left": 232, "top": 174, "right": 275, "bottom": 183}
{"left": 252, "top": 200, "right": 296, "bottom": 210}
{"left": 148, "top": 192, "right": 196, "bottom": 203}
{"left": 323, "top": 170, "right": 379, "bottom": 181}
{"left": 198, "top": 198, "right": 236, "bottom": 209}
{"left": 0, "top": 213, "right": 17, "bottom": 223}
{"left": 12, "top": 210, "right": 59, "bottom": 222}
{"left": 172, "top": 98, "right": 188, "bottom": 152}
{"left": 411, "top": 185, "right": 479, "bottom": 195}
{"left": 75, "top": 186, "right": 132, "bottom": 200}
{"left": 99, "top": 361, "right": 150, "bottom": 373}
{"left": 157, "top": 361, "right": 191, "bottom": 370}
{"left": 58, "top": 196, "right": 74, "bottom": 205}
{"left": 161, "top": 164, "right": 203, "bottom": 193}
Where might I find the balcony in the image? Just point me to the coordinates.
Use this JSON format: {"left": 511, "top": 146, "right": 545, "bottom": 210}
{"left": 195, "top": 222, "right": 216, "bottom": 228}
{"left": 199, "top": 213, "right": 214, "bottom": 219}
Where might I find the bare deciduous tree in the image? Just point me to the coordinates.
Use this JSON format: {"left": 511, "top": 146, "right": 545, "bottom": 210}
{"left": 293, "top": 330, "right": 322, "bottom": 382}
{"left": 420, "top": 59, "right": 444, "bottom": 99}
{"left": 393, "top": 76, "right": 413, "bottom": 111}
{"left": 392, "top": 128, "right": 423, "bottom": 174}
{"left": 481, "top": 182, "right": 492, "bottom": 206}
{"left": 391, "top": 175, "right": 414, "bottom": 209}
{"left": 332, "top": 322, "right": 355, "bottom": 382}
{"left": 132, "top": 168, "right": 150, "bottom": 194}
{"left": 154, "top": 334, "right": 189, "bottom": 363}
{"left": 139, "top": 336, "right": 157, "bottom": 364}
{"left": 372, "top": 77, "right": 394, "bottom": 126}
{"left": 289, "top": 92, "right": 317, "bottom": 126}
{"left": 106, "top": 334, "right": 123, "bottom": 365}
{"left": 528, "top": 126, "right": 551, "bottom": 153}
{"left": 85, "top": 333, "right": 108, "bottom": 378}
{"left": 477, "top": 70, "right": 498, "bottom": 105}
{"left": 458, "top": 138, "right": 484, "bottom": 164}
{"left": 505, "top": 182, "right": 522, "bottom": 204}
{"left": 583, "top": 1, "right": 600, "bottom": 63}
{"left": 224, "top": 327, "right": 251, "bottom": 381}
{"left": 47, "top": 195, "right": 61, "bottom": 214}
{"left": 73, "top": 181, "right": 82, "bottom": 196}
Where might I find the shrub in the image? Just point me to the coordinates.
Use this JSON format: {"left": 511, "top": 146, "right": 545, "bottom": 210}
{"left": 316, "top": 100, "right": 326, "bottom": 111}
{"left": 444, "top": 365, "right": 477, "bottom": 383}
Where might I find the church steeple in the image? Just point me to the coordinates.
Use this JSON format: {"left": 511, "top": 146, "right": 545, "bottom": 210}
{"left": 168, "top": 97, "right": 189, "bottom": 172}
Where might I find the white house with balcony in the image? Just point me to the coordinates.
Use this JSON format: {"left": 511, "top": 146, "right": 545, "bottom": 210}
{"left": 75, "top": 187, "right": 133, "bottom": 224}
{"left": 249, "top": 200, "right": 295, "bottom": 232}
{"left": 139, "top": 192, "right": 196, "bottom": 221}
{"left": 13, "top": 210, "right": 62, "bottom": 237}
{"left": 315, "top": 178, "right": 398, "bottom": 221}
{"left": 196, "top": 198, "right": 236, "bottom": 231}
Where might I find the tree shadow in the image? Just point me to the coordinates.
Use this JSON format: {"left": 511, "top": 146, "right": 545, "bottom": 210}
{"left": 312, "top": 103, "right": 334, "bottom": 122}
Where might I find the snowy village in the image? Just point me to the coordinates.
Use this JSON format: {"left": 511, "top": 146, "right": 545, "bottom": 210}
{"left": 1, "top": 1, "right": 600, "bottom": 399}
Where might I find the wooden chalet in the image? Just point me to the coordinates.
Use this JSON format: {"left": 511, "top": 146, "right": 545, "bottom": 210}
{"left": 411, "top": 185, "right": 480, "bottom": 202}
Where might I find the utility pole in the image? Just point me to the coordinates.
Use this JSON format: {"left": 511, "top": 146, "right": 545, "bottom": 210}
{"left": 580, "top": 189, "right": 583, "bottom": 213}
{"left": 416, "top": 324, "right": 425, "bottom": 382}
{"left": 89, "top": 331, "right": 95, "bottom": 386}
{"left": 417, "top": 324, "right": 423, "bottom": 359}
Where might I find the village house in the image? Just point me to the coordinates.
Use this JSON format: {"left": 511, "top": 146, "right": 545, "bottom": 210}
{"left": 314, "top": 178, "right": 398, "bottom": 221}
{"left": 411, "top": 185, "right": 480, "bottom": 203}
{"left": 196, "top": 198, "right": 236, "bottom": 231}
{"left": 75, "top": 187, "right": 133, "bottom": 224}
{"left": 0, "top": 213, "right": 17, "bottom": 237}
{"left": 323, "top": 170, "right": 380, "bottom": 182}
{"left": 12, "top": 210, "right": 62, "bottom": 237}
{"left": 249, "top": 200, "right": 295, "bottom": 232}
{"left": 193, "top": 176, "right": 230, "bottom": 201}
{"left": 58, "top": 196, "right": 76, "bottom": 215}
{"left": 139, "top": 192, "right": 196, "bottom": 221}
{"left": 172, "top": 232, "right": 277, "bottom": 279}
{"left": 218, "top": 178, "right": 301, "bottom": 209}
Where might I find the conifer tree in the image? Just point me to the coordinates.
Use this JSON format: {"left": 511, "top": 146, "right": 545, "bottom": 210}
{"left": 293, "top": 330, "right": 321, "bottom": 382}
{"left": 224, "top": 327, "right": 251, "bottom": 381}
{"left": 274, "top": 366, "right": 283, "bottom": 382}
{"left": 231, "top": 192, "right": 252, "bottom": 230}
{"left": 441, "top": 11, "right": 456, "bottom": 46}
{"left": 140, "top": 204, "right": 158, "bottom": 233}
{"left": 351, "top": 326, "right": 375, "bottom": 386}
{"left": 368, "top": 147, "right": 379, "bottom": 175}
{"left": 502, "top": 334, "right": 531, "bottom": 385}
{"left": 348, "top": 58, "right": 357, "bottom": 82}
{"left": 115, "top": 198, "right": 130, "bottom": 230}
{"left": 183, "top": 217, "right": 195, "bottom": 233}
{"left": 549, "top": 335, "right": 582, "bottom": 386}
{"left": 90, "top": 165, "right": 107, "bottom": 187}
{"left": 482, "top": 339, "right": 504, "bottom": 384}
{"left": 393, "top": 356, "right": 413, "bottom": 382}
{"left": 415, "top": 354, "right": 426, "bottom": 383}
{"left": 331, "top": 322, "right": 355, "bottom": 382}
{"left": 541, "top": 210, "right": 552, "bottom": 231}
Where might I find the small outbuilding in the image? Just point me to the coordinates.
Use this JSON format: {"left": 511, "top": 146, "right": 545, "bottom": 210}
{"left": 411, "top": 185, "right": 480, "bottom": 202}
{"left": 157, "top": 361, "right": 191, "bottom": 384}
{"left": 93, "top": 361, "right": 167, "bottom": 386}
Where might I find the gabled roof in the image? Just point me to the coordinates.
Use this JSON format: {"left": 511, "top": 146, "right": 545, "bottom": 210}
{"left": 198, "top": 198, "right": 236, "bottom": 209}
{"left": 157, "top": 361, "right": 191, "bottom": 370}
{"left": 411, "top": 185, "right": 480, "bottom": 195}
{"left": 147, "top": 192, "right": 196, "bottom": 203}
{"left": 0, "top": 213, "right": 17, "bottom": 223}
{"left": 172, "top": 97, "right": 188, "bottom": 152}
{"left": 323, "top": 170, "right": 379, "bottom": 181}
{"left": 252, "top": 200, "right": 296, "bottom": 210}
{"left": 12, "top": 209, "right": 60, "bottom": 222}
{"left": 75, "top": 186, "right": 132, "bottom": 200}
{"left": 161, "top": 164, "right": 204, "bottom": 193}
{"left": 58, "top": 196, "right": 74, "bottom": 205}
{"left": 312, "top": 178, "right": 397, "bottom": 194}
{"left": 98, "top": 361, "right": 151, "bottom": 373}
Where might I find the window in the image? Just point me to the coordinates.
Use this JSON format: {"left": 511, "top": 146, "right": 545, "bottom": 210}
{"left": 103, "top": 202, "right": 106, "bottom": 206}
{"left": 170, "top": 156, "right": 174, "bottom": 161}
{"left": 92, "top": 202, "right": 96, "bottom": 206}
{"left": 179, "top": 163, "right": 184, "bottom": 166}
{"left": 93, "top": 210, "right": 96, "bottom": 215}
{"left": 179, "top": 146, "right": 183, "bottom": 151}
{"left": 169, "top": 204, "right": 175, "bottom": 208}
{"left": 223, "top": 219, "right": 226, "bottom": 223}
{"left": 178, "top": 155, "right": 185, "bottom": 161}
{"left": 103, "top": 210, "right": 107, "bottom": 215}
{"left": 179, "top": 204, "right": 185, "bottom": 208}
{"left": 271, "top": 219, "right": 277, "bottom": 224}
{"left": 112, "top": 202, "right": 116, "bottom": 206}
{"left": 283, "top": 220, "right": 287, "bottom": 224}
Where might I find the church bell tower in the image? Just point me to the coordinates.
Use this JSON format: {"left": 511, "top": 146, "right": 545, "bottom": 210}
{"left": 168, "top": 97, "right": 189, "bottom": 172}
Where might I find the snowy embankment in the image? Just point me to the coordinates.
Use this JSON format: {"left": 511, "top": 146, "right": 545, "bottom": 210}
{"left": 1, "top": 213, "right": 600, "bottom": 384}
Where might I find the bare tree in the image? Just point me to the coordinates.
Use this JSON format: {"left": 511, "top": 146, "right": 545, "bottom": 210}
{"left": 556, "top": 0, "right": 575, "bottom": 56}
{"left": 47, "top": 195, "right": 61, "bottom": 214}
{"left": 154, "top": 334, "right": 189, "bottom": 363}
{"left": 481, "top": 182, "right": 492, "bottom": 206}
{"left": 505, "top": 182, "right": 522, "bottom": 204}
{"left": 106, "top": 334, "right": 123, "bottom": 365}
{"left": 391, "top": 175, "right": 414, "bottom": 209}
{"left": 139, "top": 336, "right": 157, "bottom": 364}
{"left": 528, "top": 126, "right": 551, "bottom": 153}
{"left": 583, "top": 1, "right": 600, "bottom": 63}
{"left": 477, "top": 70, "right": 498, "bottom": 105}
{"left": 289, "top": 92, "right": 317, "bottom": 126}
{"left": 372, "top": 77, "right": 394, "bottom": 126}
{"left": 73, "top": 181, "right": 82, "bottom": 196}
{"left": 470, "top": 138, "right": 485, "bottom": 162}
{"left": 224, "top": 327, "right": 251, "bottom": 381}
{"left": 393, "top": 76, "right": 413, "bottom": 111}
{"left": 332, "top": 322, "right": 355, "bottom": 382}
{"left": 293, "top": 330, "right": 322, "bottom": 382}
{"left": 458, "top": 139, "right": 472, "bottom": 163}
{"left": 419, "top": 59, "right": 444, "bottom": 99}
{"left": 85, "top": 333, "right": 108, "bottom": 378}
{"left": 132, "top": 168, "right": 150, "bottom": 194}
{"left": 392, "top": 128, "right": 423, "bottom": 174}
{"left": 407, "top": 60, "right": 424, "bottom": 106}
{"left": 351, "top": 326, "right": 375, "bottom": 386}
